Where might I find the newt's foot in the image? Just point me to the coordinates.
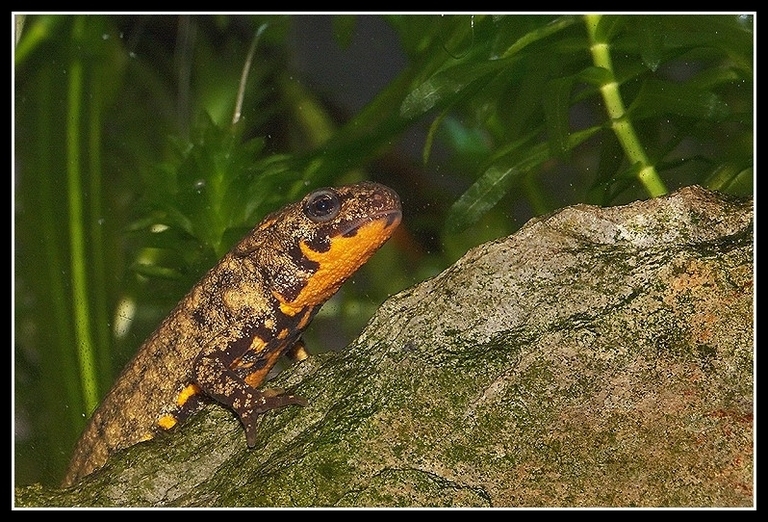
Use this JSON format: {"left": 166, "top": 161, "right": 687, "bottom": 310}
{"left": 240, "top": 389, "right": 308, "bottom": 447}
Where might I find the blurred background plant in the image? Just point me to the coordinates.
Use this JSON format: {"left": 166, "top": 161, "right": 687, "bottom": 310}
{"left": 13, "top": 13, "right": 753, "bottom": 486}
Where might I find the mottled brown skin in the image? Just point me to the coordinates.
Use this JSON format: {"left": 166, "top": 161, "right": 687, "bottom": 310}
{"left": 62, "top": 182, "right": 401, "bottom": 487}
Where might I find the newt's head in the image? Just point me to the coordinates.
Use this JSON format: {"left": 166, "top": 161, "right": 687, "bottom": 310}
{"left": 235, "top": 182, "right": 402, "bottom": 316}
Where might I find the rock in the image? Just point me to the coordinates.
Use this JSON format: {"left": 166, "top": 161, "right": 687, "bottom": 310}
{"left": 16, "top": 186, "right": 753, "bottom": 507}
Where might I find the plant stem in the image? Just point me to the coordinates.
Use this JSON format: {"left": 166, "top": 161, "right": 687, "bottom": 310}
{"left": 232, "top": 23, "right": 268, "bottom": 126}
{"left": 584, "top": 14, "right": 667, "bottom": 197}
{"left": 67, "top": 17, "right": 99, "bottom": 414}
{"left": 87, "top": 59, "right": 114, "bottom": 394}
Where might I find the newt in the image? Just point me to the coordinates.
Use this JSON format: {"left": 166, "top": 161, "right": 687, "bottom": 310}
{"left": 62, "top": 182, "right": 401, "bottom": 487}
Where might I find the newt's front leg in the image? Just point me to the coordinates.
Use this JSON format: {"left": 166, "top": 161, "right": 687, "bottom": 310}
{"left": 192, "top": 331, "right": 307, "bottom": 447}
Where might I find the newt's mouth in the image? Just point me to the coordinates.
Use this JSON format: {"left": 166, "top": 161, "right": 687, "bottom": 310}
{"left": 340, "top": 208, "right": 402, "bottom": 238}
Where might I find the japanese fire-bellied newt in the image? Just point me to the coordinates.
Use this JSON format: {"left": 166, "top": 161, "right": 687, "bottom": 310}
{"left": 62, "top": 182, "right": 401, "bottom": 487}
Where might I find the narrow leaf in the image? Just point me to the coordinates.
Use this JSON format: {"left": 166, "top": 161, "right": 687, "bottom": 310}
{"left": 445, "top": 163, "right": 521, "bottom": 233}
{"left": 400, "top": 59, "right": 508, "bottom": 119}
{"left": 423, "top": 110, "right": 448, "bottom": 165}
{"left": 630, "top": 78, "right": 730, "bottom": 121}
{"left": 637, "top": 16, "right": 665, "bottom": 72}
{"left": 543, "top": 75, "right": 575, "bottom": 159}
{"left": 446, "top": 127, "right": 601, "bottom": 232}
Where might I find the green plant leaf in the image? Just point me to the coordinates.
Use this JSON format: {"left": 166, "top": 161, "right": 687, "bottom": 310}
{"left": 577, "top": 66, "right": 613, "bottom": 87}
{"left": 496, "top": 15, "right": 578, "bottom": 59}
{"left": 446, "top": 126, "right": 601, "bottom": 232}
{"left": 630, "top": 78, "right": 730, "bottom": 121}
{"left": 543, "top": 75, "right": 575, "bottom": 159}
{"left": 637, "top": 16, "right": 664, "bottom": 72}
{"left": 400, "top": 59, "right": 510, "bottom": 119}
{"left": 444, "top": 163, "right": 521, "bottom": 234}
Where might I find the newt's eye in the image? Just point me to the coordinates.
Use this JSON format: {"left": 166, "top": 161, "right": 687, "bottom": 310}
{"left": 304, "top": 188, "right": 341, "bottom": 223}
